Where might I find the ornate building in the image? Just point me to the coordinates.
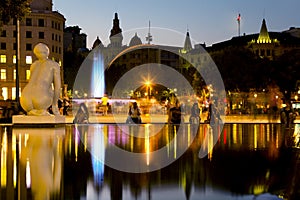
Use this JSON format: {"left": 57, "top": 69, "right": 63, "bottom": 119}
{"left": 0, "top": 0, "right": 65, "bottom": 100}
{"left": 209, "top": 18, "right": 300, "bottom": 60}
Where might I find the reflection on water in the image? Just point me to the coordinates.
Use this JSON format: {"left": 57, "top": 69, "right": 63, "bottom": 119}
{"left": 0, "top": 123, "right": 299, "bottom": 199}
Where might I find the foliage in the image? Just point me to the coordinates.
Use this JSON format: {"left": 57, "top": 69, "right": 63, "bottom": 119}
{"left": 209, "top": 46, "right": 300, "bottom": 100}
{"left": 0, "top": 0, "right": 31, "bottom": 26}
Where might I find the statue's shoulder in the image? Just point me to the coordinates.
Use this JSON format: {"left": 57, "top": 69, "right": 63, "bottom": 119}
{"left": 45, "top": 59, "right": 60, "bottom": 68}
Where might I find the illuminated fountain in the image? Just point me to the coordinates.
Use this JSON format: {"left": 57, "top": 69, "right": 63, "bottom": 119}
{"left": 91, "top": 47, "right": 105, "bottom": 98}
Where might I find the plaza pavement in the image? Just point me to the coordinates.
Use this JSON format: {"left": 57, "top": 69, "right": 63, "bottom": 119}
{"left": 65, "top": 113, "right": 300, "bottom": 124}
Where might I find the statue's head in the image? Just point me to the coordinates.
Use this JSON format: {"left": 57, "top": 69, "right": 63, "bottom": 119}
{"left": 33, "top": 43, "right": 49, "bottom": 60}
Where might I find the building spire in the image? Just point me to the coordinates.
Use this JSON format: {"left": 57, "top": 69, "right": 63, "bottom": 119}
{"left": 183, "top": 29, "right": 192, "bottom": 53}
{"left": 257, "top": 19, "right": 271, "bottom": 43}
{"left": 109, "top": 12, "right": 123, "bottom": 47}
{"left": 110, "top": 12, "right": 122, "bottom": 37}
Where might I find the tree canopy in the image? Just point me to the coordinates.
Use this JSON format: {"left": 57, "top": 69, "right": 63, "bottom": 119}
{"left": 0, "top": 0, "right": 31, "bottom": 26}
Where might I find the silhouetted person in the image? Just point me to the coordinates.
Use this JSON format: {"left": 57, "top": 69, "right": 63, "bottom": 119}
{"left": 73, "top": 103, "right": 89, "bottom": 124}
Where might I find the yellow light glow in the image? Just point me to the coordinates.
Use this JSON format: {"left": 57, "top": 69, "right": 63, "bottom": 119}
{"left": 254, "top": 125, "right": 257, "bottom": 149}
{"left": 1, "top": 129, "right": 7, "bottom": 187}
{"left": 0, "top": 55, "right": 6, "bottom": 63}
{"left": 145, "top": 124, "right": 150, "bottom": 166}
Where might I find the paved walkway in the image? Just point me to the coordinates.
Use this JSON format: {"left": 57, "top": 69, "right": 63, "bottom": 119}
{"left": 65, "top": 114, "right": 299, "bottom": 124}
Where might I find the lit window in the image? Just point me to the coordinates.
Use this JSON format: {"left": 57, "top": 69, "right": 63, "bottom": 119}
{"left": 26, "top": 56, "right": 32, "bottom": 64}
{"left": 11, "top": 87, "right": 20, "bottom": 100}
{"left": 13, "top": 69, "right": 16, "bottom": 80}
{"left": 1, "top": 87, "right": 7, "bottom": 100}
{"left": 0, "top": 55, "right": 6, "bottom": 63}
{"left": 58, "top": 60, "right": 62, "bottom": 66}
{"left": 26, "top": 70, "right": 30, "bottom": 80}
{"left": 0, "top": 69, "right": 6, "bottom": 80}
{"left": 13, "top": 55, "right": 16, "bottom": 64}
{"left": 12, "top": 87, "right": 15, "bottom": 100}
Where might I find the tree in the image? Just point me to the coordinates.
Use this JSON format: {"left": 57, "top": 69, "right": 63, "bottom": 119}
{"left": 0, "top": 0, "right": 31, "bottom": 26}
{"left": 0, "top": 0, "right": 31, "bottom": 105}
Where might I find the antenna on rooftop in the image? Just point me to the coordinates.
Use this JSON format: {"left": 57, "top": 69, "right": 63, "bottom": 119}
{"left": 146, "top": 20, "right": 152, "bottom": 44}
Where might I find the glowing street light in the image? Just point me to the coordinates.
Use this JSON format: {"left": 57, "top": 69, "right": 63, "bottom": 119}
{"left": 145, "top": 81, "right": 151, "bottom": 100}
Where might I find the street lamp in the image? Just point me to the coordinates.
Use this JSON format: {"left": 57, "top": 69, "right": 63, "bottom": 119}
{"left": 145, "top": 81, "right": 151, "bottom": 100}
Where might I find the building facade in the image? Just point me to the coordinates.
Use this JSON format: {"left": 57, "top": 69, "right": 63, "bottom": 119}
{"left": 0, "top": 0, "right": 65, "bottom": 100}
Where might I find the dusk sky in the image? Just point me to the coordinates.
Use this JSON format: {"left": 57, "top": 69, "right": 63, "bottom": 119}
{"left": 53, "top": 0, "right": 300, "bottom": 49}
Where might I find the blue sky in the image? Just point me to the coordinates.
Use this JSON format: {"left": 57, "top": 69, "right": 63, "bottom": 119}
{"left": 53, "top": 0, "right": 300, "bottom": 49}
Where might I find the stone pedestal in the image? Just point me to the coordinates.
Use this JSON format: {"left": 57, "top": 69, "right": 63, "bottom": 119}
{"left": 12, "top": 115, "right": 66, "bottom": 125}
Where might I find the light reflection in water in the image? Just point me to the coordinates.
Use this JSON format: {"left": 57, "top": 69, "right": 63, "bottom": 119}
{"left": 91, "top": 125, "right": 105, "bottom": 186}
{"left": 0, "top": 123, "right": 298, "bottom": 199}
{"left": 1, "top": 128, "right": 7, "bottom": 187}
{"left": 14, "top": 127, "right": 65, "bottom": 200}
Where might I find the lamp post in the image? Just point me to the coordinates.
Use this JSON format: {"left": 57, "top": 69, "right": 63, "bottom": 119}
{"left": 145, "top": 81, "right": 151, "bottom": 101}
{"left": 254, "top": 93, "right": 257, "bottom": 118}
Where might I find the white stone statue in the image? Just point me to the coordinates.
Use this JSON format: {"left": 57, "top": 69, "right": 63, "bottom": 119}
{"left": 20, "top": 43, "right": 61, "bottom": 116}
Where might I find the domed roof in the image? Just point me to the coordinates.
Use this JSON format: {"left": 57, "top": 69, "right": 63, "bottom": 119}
{"left": 77, "top": 47, "right": 89, "bottom": 54}
{"left": 129, "top": 33, "right": 142, "bottom": 46}
{"left": 92, "top": 36, "right": 104, "bottom": 49}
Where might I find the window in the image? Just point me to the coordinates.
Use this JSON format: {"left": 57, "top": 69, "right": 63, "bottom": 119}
{"left": 13, "top": 31, "right": 17, "bottom": 38}
{"left": 0, "top": 30, "right": 6, "bottom": 37}
{"left": 38, "top": 19, "right": 45, "bottom": 27}
{"left": 0, "top": 69, "right": 6, "bottom": 80}
{"left": 38, "top": 32, "right": 44, "bottom": 39}
{"left": 52, "top": 33, "right": 54, "bottom": 40}
{"left": 26, "top": 18, "right": 32, "bottom": 26}
{"left": 13, "top": 55, "right": 16, "bottom": 64}
{"left": 26, "top": 56, "right": 32, "bottom": 64}
{"left": 26, "top": 43, "right": 32, "bottom": 51}
{"left": 13, "top": 43, "right": 17, "bottom": 50}
{"left": 26, "top": 70, "right": 30, "bottom": 80}
{"left": 26, "top": 31, "right": 32, "bottom": 38}
{"left": 13, "top": 69, "right": 16, "bottom": 80}
{"left": 0, "top": 43, "right": 6, "bottom": 50}
{"left": 1, "top": 87, "right": 7, "bottom": 100}
{"left": 0, "top": 55, "right": 6, "bottom": 63}
{"left": 12, "top": 87, "right": 20, "bottom": 100}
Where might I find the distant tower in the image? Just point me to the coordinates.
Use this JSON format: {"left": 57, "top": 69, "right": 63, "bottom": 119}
{"left": 183, "top": 28, "right": 193, "bottom": 52}
{"left": 180, "top": 28, "right": 192, "bottom": 54}
{"left": 237, "top": 13, "right": 241, "bottom": 37}
{"left": 146, "top": 21, "right": 153, "bottom": 44}
{"left": 109, "top": 13, "right": 123, "bottom": 47}
{"left": 257, "top": 19, "right": 271, "bottom": 43}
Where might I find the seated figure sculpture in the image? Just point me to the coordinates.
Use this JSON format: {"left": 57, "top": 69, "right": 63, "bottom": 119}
{"left": 20, "top": 43, "right": 61, "bottom": 116}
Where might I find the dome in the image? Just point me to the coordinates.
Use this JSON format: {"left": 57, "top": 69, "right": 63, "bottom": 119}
{"left": 129, "top": 33, "right": 142, "bottom": 46}
{"left": 92, "top": 36, "right": 104, "bottom": 49}
{"left": 77, "top": 47, "right": 90, "bottom": 54}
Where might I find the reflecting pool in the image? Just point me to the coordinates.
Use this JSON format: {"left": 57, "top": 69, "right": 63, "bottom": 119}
{"left": 1, "top": 123, "right": 300, "bottom": 199}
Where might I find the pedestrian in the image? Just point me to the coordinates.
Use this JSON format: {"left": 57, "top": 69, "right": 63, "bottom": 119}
{"left": 101, "top": 94, "right": 109, "bottom": 115}
{"left": 126, "top": 102, "right": 142, "bottom": 124}
{"left": 189, "top": 102, "right": 200, "bottom": 124}
{"left": 73, "top": 103, "right": 89, "bottom": 124}
{"left": 168, "top": 100, "right": 183, "bottom": 124}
